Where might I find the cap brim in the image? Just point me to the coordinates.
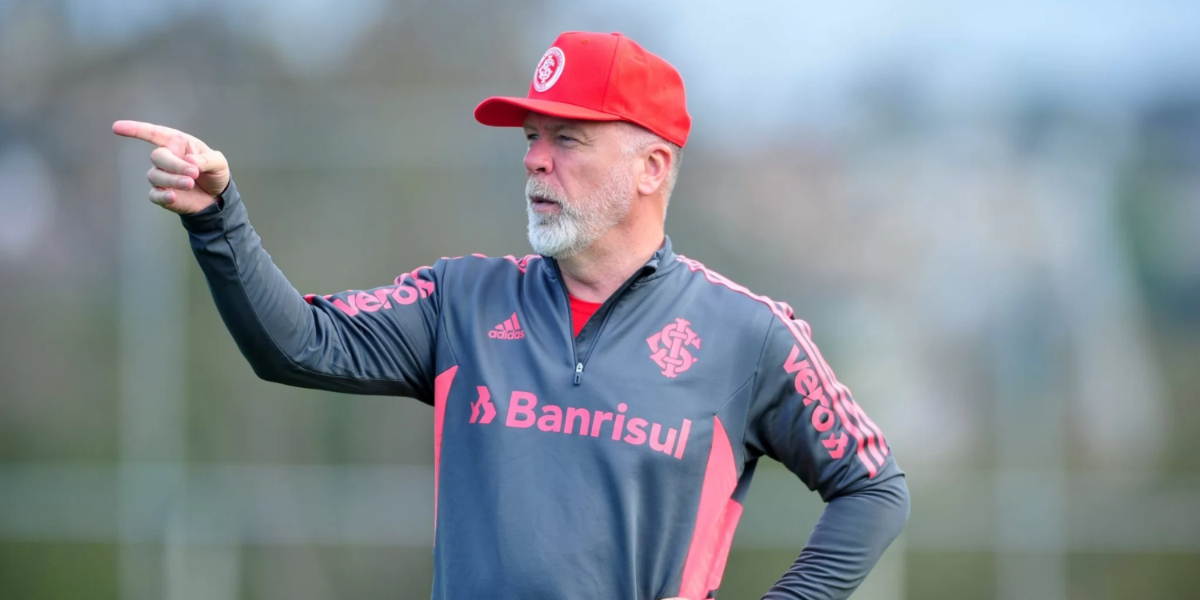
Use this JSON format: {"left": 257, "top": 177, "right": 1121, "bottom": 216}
{"left": 474, "top": 96, "right": 623, "bottom": 127}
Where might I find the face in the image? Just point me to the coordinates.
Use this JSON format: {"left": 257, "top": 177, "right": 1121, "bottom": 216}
{"left": 522, "top": 114, "right": 636, "bottom": 258}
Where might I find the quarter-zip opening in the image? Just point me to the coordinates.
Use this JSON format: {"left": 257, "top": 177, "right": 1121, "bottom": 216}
{"left": 574, "top": 285, "right": 631, "bottom": 381}
{"left": 551, "top": 260, "right": 583, "bottom": 384}
{"left": 552, "top": 259, "right": 652, "bottom": 386}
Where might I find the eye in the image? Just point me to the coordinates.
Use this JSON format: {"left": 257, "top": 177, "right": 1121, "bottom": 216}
{"left": 525, "top": 133, "right": 538, "bottom": 143}
{"left": 557, "top": 134, "right": 578, "bottom": 144}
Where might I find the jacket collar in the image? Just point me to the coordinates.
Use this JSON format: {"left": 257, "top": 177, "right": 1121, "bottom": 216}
{"left": 642, "top": 235, "right": 676, "bottom": 276}
{"left": 544, "top": 235, "right": 678, "bottom": 283}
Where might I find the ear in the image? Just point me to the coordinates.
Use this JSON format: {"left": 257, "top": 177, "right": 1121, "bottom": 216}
{"left": 636, "top": 142, "right": 673, "bottom": 197}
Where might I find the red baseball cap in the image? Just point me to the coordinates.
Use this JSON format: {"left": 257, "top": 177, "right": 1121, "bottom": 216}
{"left": 474, "top": 31, "right": 691, "bottom": 147}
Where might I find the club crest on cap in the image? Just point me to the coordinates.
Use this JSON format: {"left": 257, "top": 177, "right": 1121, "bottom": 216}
{"left": 532, "top": 47, "right": 566, "bottom": 92}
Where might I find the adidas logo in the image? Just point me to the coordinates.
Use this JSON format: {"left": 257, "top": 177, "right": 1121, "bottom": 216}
{"left": 488, "top": 313, "right": 525, "bottom": 340}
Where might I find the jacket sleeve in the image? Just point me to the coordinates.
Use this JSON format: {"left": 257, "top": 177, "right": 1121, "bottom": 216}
{"left": 744, "top": 316, "right": 910, "bottom": 600}
{"left": 179, "top": 180, "right": 444, "bottom": 403}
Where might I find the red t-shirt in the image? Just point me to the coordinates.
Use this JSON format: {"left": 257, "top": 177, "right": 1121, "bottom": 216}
{"left": 569, "top": 295, "right": 603, "bottom": 337}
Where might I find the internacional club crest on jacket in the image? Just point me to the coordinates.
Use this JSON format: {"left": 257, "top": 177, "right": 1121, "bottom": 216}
{"left": 648, "top": 317, "right": 702, "bottom": 378}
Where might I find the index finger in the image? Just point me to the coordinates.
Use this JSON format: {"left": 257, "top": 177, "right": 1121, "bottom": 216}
{"left": 112, "top": 120, "right": 184, "bottom": 147}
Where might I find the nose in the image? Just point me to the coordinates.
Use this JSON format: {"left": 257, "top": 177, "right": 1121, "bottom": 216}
{"left": 523, "top": 137, "right": 553, "bottom": 175}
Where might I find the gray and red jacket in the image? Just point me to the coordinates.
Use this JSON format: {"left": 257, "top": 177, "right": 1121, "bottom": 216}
{"left": 181, "top": 181, "right": 909, "bottom": 600}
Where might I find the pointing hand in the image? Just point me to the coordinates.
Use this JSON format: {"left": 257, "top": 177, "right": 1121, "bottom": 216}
{"left": 112, "top": 120, "right": 230, "bottom": 215}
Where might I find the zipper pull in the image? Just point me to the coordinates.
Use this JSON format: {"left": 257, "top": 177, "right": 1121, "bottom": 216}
{"left": 574, "top": 362, "right": 584, "bottom": 385}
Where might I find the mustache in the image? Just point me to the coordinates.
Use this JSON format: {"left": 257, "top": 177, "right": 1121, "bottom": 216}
{"left": 525, "top": 177, "right": 568, "bottom": 205}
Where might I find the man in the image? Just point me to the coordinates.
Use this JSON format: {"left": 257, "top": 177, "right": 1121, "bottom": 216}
{"left": 114, "top": 31, "right": 907, "bottom": 600}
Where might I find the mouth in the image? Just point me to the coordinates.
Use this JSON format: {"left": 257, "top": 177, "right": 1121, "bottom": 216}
{"left": 529, "top": 194, "right": 561, "bottom": 213}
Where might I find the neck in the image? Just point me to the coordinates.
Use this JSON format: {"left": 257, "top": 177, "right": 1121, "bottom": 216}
{"left": 556, "top": 215, "right": 664, "bottom": 304}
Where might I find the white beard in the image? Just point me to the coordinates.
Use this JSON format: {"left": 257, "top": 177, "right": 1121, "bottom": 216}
{"left": 525, "top": 167, "right": 633, "bottom": 258}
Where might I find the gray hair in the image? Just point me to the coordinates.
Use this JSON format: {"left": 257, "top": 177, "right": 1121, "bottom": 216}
{"left": 615, "top": 122, "right": 683, "bottom": 204}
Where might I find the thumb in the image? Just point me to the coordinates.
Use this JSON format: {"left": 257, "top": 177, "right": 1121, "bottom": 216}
{"left": 185, "top": 150, "right": 227, "bottom": 174}
{"left": 183, "top": 150, "right": 230, "bottom": 197}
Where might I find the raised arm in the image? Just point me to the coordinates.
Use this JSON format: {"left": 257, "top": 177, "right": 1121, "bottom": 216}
{"left": 113, "top": 120, "right": 443, "bottom": 402}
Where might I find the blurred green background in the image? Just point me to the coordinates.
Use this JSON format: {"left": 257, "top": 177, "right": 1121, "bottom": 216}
{"left": 2, "top": 1, "right": 1199, "bottom": 598}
